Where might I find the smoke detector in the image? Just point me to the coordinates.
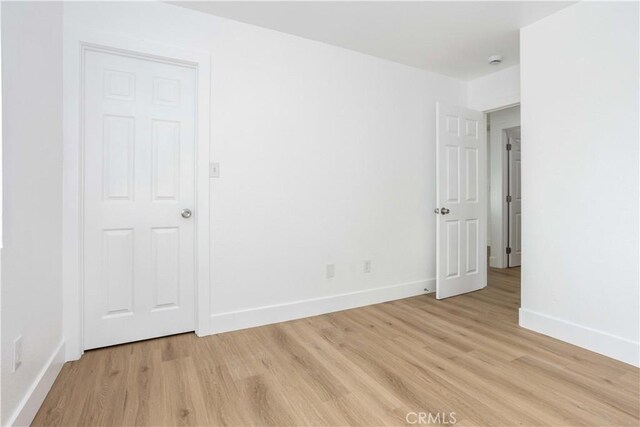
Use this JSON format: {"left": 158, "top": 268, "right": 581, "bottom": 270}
{"left": 488, "top": 55, "right": 503, "bottom": 65}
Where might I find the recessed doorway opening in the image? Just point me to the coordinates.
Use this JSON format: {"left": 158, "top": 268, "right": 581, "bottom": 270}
{"left": 505, "top": 126, "right": 521, "bottom": 268}
{"left": 486, "top": 105, "right": 521, "bottom": 270}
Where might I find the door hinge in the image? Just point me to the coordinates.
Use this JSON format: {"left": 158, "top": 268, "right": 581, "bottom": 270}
{"left": 506, "top": 247, "right": 512, "bottom": 254}
{"left": 506, "top": 143, "right": 512, "bottom": 151}
{"left": 506, "top": 195, "right": 512, "bottom": 203}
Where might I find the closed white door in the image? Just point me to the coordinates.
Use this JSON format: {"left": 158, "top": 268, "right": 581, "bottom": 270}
{"left": 83, "top": 50, "right": 196, "bottom": 350}
{"left": 436, "top": 102, "right": 487, "bottom": 299}
{"left": 507, "top": 132, "right": 522, "bottom": 267}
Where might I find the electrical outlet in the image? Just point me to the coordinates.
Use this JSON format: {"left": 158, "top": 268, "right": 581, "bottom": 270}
{"left": 13, "top": 336, "right": 22, "bottom": 372}
{"left": 209, "top": 162, "right": 220, "bottom": 178}
{"left": 326, "top": 264, "right": 335, "bottom": 279}
{"left": 364, "top": 260, "right": 372, "bottom": 274}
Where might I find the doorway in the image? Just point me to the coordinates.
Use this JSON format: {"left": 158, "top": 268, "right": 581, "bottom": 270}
{"left": 61, "top": 31, "right": 212, "bottom": 359}
{"left": 506, "top": 127, "right": 521, "bottom": 267}
{"left": 486, "top": 105, "right": 520, "bottom": 269}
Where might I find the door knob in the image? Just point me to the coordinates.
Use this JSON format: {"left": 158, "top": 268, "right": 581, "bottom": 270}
{"left": 440, "top": 207, "right": 450, "bottom": 215}
{"left": 181, "top": 209, "right": 192, "bottom": 219}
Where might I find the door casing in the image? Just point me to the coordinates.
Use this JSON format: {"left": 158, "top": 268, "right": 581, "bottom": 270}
{"left": 487, "top": 108, "right": 520, "bottom": 269}
{"left": 62, "top": 28, "right": 211, "bottom": 361}
{"left": 506, "top": 128, "right": 522, "bottom": 267}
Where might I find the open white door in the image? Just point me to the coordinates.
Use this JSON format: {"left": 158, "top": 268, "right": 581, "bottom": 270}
{"left": 436, "top": 102, "right": 487, "bottom": 299}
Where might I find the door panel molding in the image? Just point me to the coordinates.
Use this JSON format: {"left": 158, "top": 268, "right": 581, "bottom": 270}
{"left": 63, "top": 28, "right": 211, "bottom": 360}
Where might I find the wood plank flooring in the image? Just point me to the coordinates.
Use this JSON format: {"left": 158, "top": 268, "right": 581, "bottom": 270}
{"left": 33, "top": 268, "right": 640, "bottom": 426}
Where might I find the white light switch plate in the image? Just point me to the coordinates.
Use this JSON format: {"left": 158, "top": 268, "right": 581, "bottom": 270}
{"left": 209, "top": 162, "right": 220, "bottom": 178}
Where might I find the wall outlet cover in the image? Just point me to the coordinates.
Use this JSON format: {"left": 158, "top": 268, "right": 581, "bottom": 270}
{"left": 326, "top": 264, "right": 335, "bottom": 279}
{"left": 364, "top": 260, "right": 372, "bottom": 273}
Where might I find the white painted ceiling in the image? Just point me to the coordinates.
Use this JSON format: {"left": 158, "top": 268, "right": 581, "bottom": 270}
{"left": 173, "top": 1, "right": 574, "bottom": 80}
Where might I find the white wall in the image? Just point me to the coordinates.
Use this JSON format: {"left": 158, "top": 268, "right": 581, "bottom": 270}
{"left": 1, "top": 2, "right": 65, "bottom": 425}
{"left": 62, "top": 2, "right": 466, "bottom": 356}
{"left": 468, "top": 65, "right": 520, "bottom": 112}
{"left": 520, "top": 1, "right": 639, "bottom": 366}
{"left": 487, "top": 106, "right": 520, "bottom": 268}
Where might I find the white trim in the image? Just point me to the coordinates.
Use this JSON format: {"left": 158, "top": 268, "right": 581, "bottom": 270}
{"left": 0, "top": 5, "right": 3, "bottom": 248}
{"left": 519, "top": 308, "right": 640, "bottom": 368}
{"left": 63, "top": 28, "right": 211, "bottom": 360}
{"left": 6, "top": 341, "right": 66, "bottom": 427}
{"left": 482, "top": 99, "right": 520, "bottom": 114}
{"left": 210, "top": 279, "right": 434, "bottom": 334}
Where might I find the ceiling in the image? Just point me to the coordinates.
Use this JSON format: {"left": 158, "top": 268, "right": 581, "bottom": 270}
{"left": 173, "top": 1, "right": 574, "bottom": 80}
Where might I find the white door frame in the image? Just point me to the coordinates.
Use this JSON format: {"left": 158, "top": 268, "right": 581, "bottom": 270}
{"left": 63, "top": 28, "right": 211, "bottom": 361}
{"left": 505, "top": 128, "right": 522, "bottom": 267}
{"left": 486, "top": 106, "right": 520, "bottom": 268}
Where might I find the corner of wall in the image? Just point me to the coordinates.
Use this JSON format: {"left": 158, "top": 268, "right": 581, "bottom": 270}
{"left": 6, "top": 340, "right": 65, "bottom": 427}
{"left": 1, "top": 2, "right": 65, "bottom": 425}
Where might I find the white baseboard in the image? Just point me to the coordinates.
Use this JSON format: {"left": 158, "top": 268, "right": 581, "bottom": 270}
{"left": 7, "top": 340, "right": 65, "bottom": 427}
{"left": 210, "top": 279, "right": 434, "bottom": 334}
{"left": 489, "top": 256, "right": 507, "bottom": 269}
{"left": 519, "top": 308, "right": 639, "bottom": 367}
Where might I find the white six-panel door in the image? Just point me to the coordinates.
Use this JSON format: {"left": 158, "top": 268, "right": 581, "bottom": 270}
{"left": 508, "top": 133, "right": 522, "bottom": 267}
{"left": 83, "top": 50, "right": 196, "bottom": 349}
{"left": 436, "top": 102, "right": 487, "bottom": 299}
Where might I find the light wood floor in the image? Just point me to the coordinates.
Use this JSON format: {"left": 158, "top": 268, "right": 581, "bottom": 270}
{"left": 34, "top": 268, "right": 639, "bottom": 426}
